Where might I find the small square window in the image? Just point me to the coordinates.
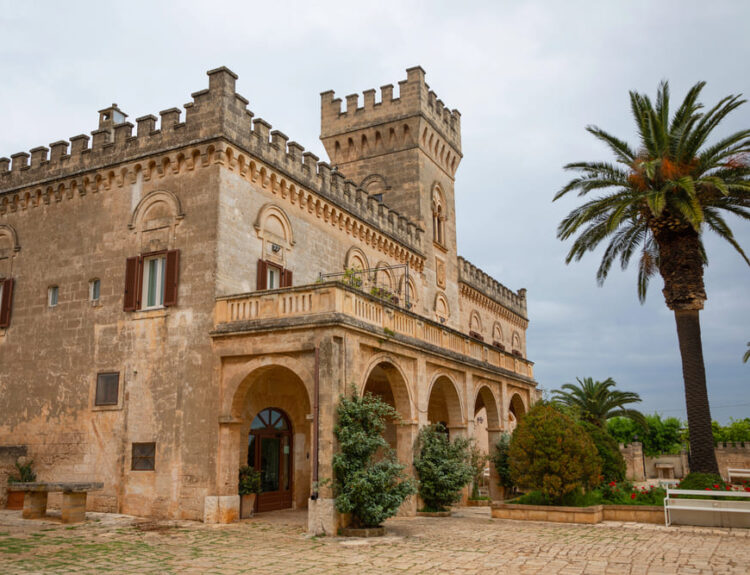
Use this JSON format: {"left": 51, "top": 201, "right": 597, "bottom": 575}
{"left": 132, "top": 442, "right": 156, "bottom": 471}
{"left": 48, "top": 286, "right": 59, "bottom": 307}
{"left": 90, "top": 279, "right": 101, "bottom": 302}
{"left": 95, "top": 372, "right": 119, "bottom": 406}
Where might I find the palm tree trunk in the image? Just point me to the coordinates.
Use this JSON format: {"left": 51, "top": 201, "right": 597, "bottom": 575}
{"left": 673, "top": 309, "right": 719, "bottom": 474}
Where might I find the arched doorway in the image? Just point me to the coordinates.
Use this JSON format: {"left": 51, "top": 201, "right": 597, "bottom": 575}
{"left": 508, "top": 392, "right": 526, "bottom": 432}
{"left": 427, "top": 375, "right": 464, "bottom": 436}
{"left": 248, "top": 407, "right": 293, "bottom": 513}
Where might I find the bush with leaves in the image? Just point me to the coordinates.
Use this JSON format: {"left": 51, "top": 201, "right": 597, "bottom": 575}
{"left": 468, "top": 444, "right": 489, "bottom": 499}
{"left": 332, "top": 389, "right": 416, "bottom": 528}
{"left": 509, "top": 402, "right": 602, "bottom": 504}
{"left": 580, "top": 421, "right": 626, "bottom": 483}
{"left": 491, "top": 432, "right": 514, "bottom": 490}
{"left": 413, "top": 424, "right": 473, "bottom": 511}
{"left": 607, "top": 414, "right": 684, "bottom": 456}
{"left": 7, "top": 458, "right": 35, "bottom": 483}
{"left": 238, "top": 465, "right": 261, "bottom": 495}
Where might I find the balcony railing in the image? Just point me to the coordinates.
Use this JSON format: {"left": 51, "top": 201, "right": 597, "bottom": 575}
{"left": 214, "top": 282, "right": 534, "bottom": 380}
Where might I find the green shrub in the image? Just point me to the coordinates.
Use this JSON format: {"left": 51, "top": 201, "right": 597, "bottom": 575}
{"left": 413, "top": 424, "right": 473, "bottom": 511}
{"left": 513, "top": 488, "right": 601, "bottom": 507}
{"left": 678, "top": 472, "right": 725, "bottom": 490}
{"left": 333, "top": 389, "right": 416, "bottom": 528}
{"left": 238, "top": 465, "right": 261, "bottom": 495}
{"left": 598, "top": 481, "right": 666, "bottom": 505}
{"left": 7, "top": 459, "right": 35, "bottom": 483}
{"left": 580, "top": 421, "right": 626, "bottom": 483}
{"left": 468, "top": 444, "right": 489, "bottom": 499}
{"left": 491, "top": 432, "right": 514, "bottom": 490}
{"left": 509, "top": 402, "right": 602, "bottom": 504}
{"left": 607, "top": 414, "right": 684, "bottom": 456}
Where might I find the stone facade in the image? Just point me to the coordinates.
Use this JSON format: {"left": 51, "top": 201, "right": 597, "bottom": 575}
{"left": 0, "top": 67, "right": 537, "bottom": 532}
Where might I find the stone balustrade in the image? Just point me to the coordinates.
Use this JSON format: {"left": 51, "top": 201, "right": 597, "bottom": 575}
{"left": 214, "top": 282, "right": 534, "bottom": 380}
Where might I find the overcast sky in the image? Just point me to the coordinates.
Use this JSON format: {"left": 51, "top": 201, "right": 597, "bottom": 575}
{"left": 1, "top": 1, "right": 748, "bottom": 423}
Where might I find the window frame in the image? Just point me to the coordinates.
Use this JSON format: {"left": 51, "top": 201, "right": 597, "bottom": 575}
{"left": 0, "top": 277, "right": 13, "bottom": 328}
{"left": 48, "top": 285, "right": 59, "bottom": 308}
{"left": 124, "top": 249, "right": 179, "bottom": 312}
{"left": 141, "top": 253, "right": 167, "bottom": 310}
{"left": 89, "top": 278, "right": 101, "bottom": 304}
{"left": 131, "top": 442, "right": 156, "bottom": 471}
{"left": 94, "top": 372, "right": 120, "bottom": 407}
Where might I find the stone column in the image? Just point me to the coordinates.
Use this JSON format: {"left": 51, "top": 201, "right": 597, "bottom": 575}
{"left": 23, "top": 491, "right": 47, "bottom": 519}
{"left": 397, "top": 421, "right": 418, "bottom": 516}
{"left": 205, "top": 418, "right": 241, "bottom": 524}
{"left": 61, "top": 492, "right": 87, "bottom": 524}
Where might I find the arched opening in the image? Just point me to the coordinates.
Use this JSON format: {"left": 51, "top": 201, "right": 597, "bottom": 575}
{"left": 508, "top": 392, "right": 526, "bottom": 432}
{"left": 362, "top": 361, "right": 412, "bottom": 462}
{"left": 232, "top": 364, "right": 312, "bottom": 512}
{"left": 427, "top": 375, "right": 463, "bottom": 436}
{"left": 248, "top": 408, "right": 294, "bottom": 512}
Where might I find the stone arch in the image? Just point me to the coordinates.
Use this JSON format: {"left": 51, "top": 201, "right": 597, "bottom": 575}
{"left": 374, "top": 261, "right": 393, "bottom": 290}
{"left": 129, "top": 189, "right": 184, "bottom": 230}
{"left": 359, "top": 174, "right": 390, "bottom": 196}
{"left": 427, "top": 373, "right": 464, "bottom": 430}
{"left": 512, "top": 331, "right": 522, "bottom": 355}
{"left": 223, "top": 358, "right": 313, "bottom": 512}
{"left": 508, "top": 392, "right": 527, "bottom": 432}
{"left": 492, "top": 322, "right": 504, "bottom": 345}
{"left": 255, "top": 203, "right": 295, "bottom": 268}
{"left": 470, "top": 310, "right": 483, "bottom": 334}
{"left": 0, "top": 224, "right": 20, "bottom": 277}
{"left": 344, "top": 246, "right": 369, "bottom": 272}
{"left": 361, "top": 356, "right": 415, "bottom": 465}
{"left": 398, "top": 274, "right": 418, "bottom": 309}
{"left": 434, "top": 292, "right": 450, "bottom": 323}
{"left": 474, "top": 385, "right": 501, "bottom": 429}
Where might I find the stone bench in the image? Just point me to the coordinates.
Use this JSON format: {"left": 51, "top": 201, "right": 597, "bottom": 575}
{"left": 12, "top": 482, "right": 103, "bottom": 523}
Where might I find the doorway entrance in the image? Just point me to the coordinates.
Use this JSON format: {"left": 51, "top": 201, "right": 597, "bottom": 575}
{"left": 248, "top": 408, "right": 293, "bottom": 512}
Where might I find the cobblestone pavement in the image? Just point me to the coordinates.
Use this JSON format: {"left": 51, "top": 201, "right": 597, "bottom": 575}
{"left": 1, "top": 507, "right": 748, "bottom": 574}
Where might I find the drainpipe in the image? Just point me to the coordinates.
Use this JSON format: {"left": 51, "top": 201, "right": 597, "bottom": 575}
{"left": 311, "top": 345, "right": 320, "bottom": 500}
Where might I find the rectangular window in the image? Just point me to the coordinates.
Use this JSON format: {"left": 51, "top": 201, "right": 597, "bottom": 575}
{"left": 124, "top": 250, "right": 179, "bottom": 312}
{"left": 257, "top": 259, "right": 292, "bottom": 290}
{"left": 131, "top": 442, "right": 156, "bottom": 471}
{"left": 0, "top": 278, "right": 12, "bottom": 328}
{"left": 267, "top": 266, "right": 280, "bottom": 289}
{"left": 48, "top": 286, "right": 59, "bottom": 307}
{"left": 95, "top": 372, "right": 119, "bottom": 406}
{"left": 90, "top": 279, "right": 101, "bottom": 303}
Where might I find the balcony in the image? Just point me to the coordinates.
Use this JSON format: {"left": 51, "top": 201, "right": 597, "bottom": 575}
{"left": 214, "top": 282, "right": 534, "bottom": 381}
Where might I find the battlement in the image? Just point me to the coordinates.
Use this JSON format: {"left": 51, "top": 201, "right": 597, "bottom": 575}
{"left": 458, "top": 256, "right": 527, "bottom": 319}
{"left": 320, "top": 66, "right": 461, "bottom": 153}
{"left": 0, "top": 67, "right": 424, "bottom": 255}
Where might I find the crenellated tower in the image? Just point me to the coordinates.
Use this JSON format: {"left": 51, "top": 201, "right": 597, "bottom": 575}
{"left": 321, "top": 66, "right": 463, "bottom": 324}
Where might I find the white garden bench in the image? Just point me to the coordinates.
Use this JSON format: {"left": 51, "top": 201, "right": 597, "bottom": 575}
{"left": 664, "top": 488, "right": 750, "bottom": 527}
{"left": 727, "top": 468, "right": 750, "bottom": 483}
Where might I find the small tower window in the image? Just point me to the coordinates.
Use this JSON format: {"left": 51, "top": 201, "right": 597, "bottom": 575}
{"left": 432, "top": 187, "right": 446, "bottom": 247}
{"left": 48, "top": 286, "right": 59, "bottom": 307}
{"left": 90, "top": 279, "right": 101, "bottom": 303}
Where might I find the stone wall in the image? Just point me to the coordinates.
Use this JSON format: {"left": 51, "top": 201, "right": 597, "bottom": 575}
{"left": 620, "top": 443, "right": 750, "bottom": 482}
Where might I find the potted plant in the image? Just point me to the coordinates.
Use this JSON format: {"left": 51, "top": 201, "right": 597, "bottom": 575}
{"left": 238, "top": 465, "right": 261, "bottom": 518}
{"left": 6, "top": 457, "right": 35, "bottom": 510}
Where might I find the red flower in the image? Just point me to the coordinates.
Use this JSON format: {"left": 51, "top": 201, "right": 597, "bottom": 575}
{"left": 609, "top": 481, "right": 617, "bottom": 487}
{"left": 745, "top": 487, "right": 750, "bottom": 492}
{"left": 631, "top": 493, "right": 636, "bottom": 499}
{"left": 713, "top": 484, "right": 719, "bottom": 488}
{"left": 705, "top": 488, "right": 711, "bottom": 491}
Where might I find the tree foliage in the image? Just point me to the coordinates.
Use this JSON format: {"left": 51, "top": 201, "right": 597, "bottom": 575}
{"left": 509, "top": 403, "right": 602, "bottom": 504}
{"left": 607, "top": 414, "right": 684, "bottom": 456}
{"left": 580, "top": 421, "right": 626, "bottom": 483}
{"left": 552, "top": 377, "right": 646, "bottom": 428}
{"left": 468, "top": 444, "right": 489, "bottom": 499}
{"left": 413, "top": 424, "right": 473, "bottom": 511}
{"left": 333, "top": 389, "right": 416, "bottom": 528}
{"left": 491, "top": 432, "right": 514, "bottom": 489}
{"left": 712, "top": 418, "right": 750, "bottom": 443}
{"left": 554, "top": 80, "right": 750, "bottom": 474}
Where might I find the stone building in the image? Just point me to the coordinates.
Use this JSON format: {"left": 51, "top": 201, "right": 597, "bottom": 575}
{"left": 0, "top": 66, "right": 537, "bottom": 533}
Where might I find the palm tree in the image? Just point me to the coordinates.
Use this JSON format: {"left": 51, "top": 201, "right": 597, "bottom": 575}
{"left": 744, "top": 342, "right": 750, "bottom": 363}
{"left": 554, "top": 82, "right": 750, "bottom": 474}
{"left": 553, "top": 377, "right": 646, "bottom": 428}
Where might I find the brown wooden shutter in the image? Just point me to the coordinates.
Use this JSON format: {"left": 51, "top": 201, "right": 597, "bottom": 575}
{"left": 257, "top": 259, "right": 268, "bottom": 290}
{"left": 123, "top": 257, "right": 140, "bottom": 311}
{"left": 164, "top": 249, "right": 180, "bottom": 307}
{"left": 282, "top": 269, "right": 293, "bottom": 288}
{"left": 0, "top": 278, "right": 14, "bottom": 328}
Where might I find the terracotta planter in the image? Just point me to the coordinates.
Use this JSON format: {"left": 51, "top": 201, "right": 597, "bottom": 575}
{"left": 6, "top": 489, "right": 24, "bottom": 510}
{"left": 340, "top": 526, "right": 385, "bottom": 537}
{"left": 240, "top": 493, "right": 257, "bottom": 519}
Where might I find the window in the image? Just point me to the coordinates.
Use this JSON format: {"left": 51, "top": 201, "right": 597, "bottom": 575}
{"left": 123, "top": 250, "right": 179, "bottom": 312}
{"left": 432, "top": 187, "right": 446, "bottom": 247}
{"left": 0, "top": 278, "right": 13, "bottom": 328}
{"left": 142, "top": 255, "right": 166, "bottom": 309}
{"left": 90, "top": 279, "right": 101, "bottom": 303}
{"left": 256, "top": 259, "right": 292, "bottom": 290}
{"left": 48, "top": 286, "right": 59, "bottom": 307}
{"left": 95, "top": 372, "right": 119, "bottom": 406}
{"left": 131, "top": 442, "right": 156, "bottom": 471}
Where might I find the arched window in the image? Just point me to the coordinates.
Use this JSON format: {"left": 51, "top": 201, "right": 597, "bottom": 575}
{"left": 432, "top": 186, "right": 446, "bottom": 247}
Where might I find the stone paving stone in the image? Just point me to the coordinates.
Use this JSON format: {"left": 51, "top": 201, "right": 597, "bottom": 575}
{"left": 1, "top": 508, "right": 749, "bottom": 574}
